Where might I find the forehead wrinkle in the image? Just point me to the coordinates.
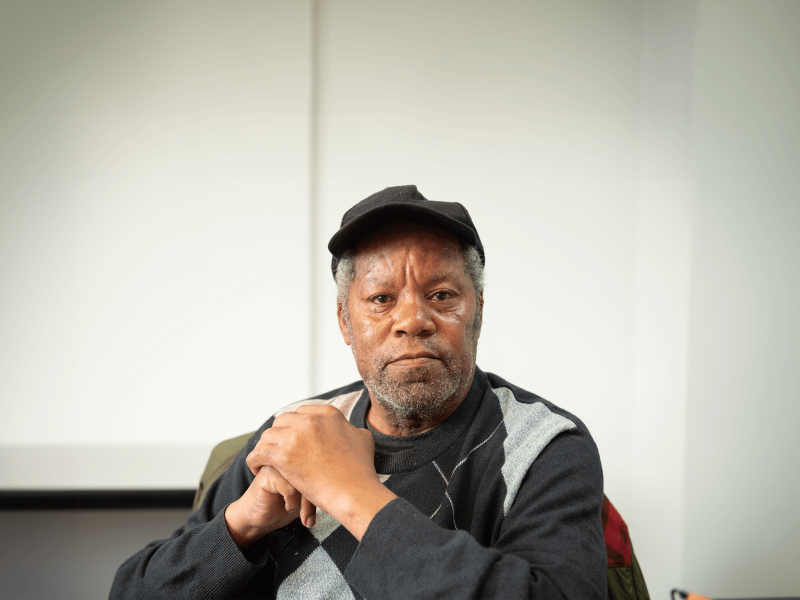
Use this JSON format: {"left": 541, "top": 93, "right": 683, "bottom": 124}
{"left": 356, "top": 247, "right": 407, "bottom": 281}
{"left": 351, "top": 258, "right": 402, "bottom": 299}
{"left": 352, "top": 226, "right": 466, "bottom": 289}
{"left": 403, "top": 245, "right": 467, "bottom": 289}
{"left": 358, "top": 250, "right": 463, "bottom": 289}
{"left": 424, "top": 271, "right": 461, "bottom": 286}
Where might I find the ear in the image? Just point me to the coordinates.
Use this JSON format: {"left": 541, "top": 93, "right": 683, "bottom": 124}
{"left": 337, "top": 300, "right": 351, "bottom": 346}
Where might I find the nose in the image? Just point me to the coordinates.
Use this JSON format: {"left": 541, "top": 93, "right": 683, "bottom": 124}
{"left": 393, "top": 293, "right": 435, "bottom": 338}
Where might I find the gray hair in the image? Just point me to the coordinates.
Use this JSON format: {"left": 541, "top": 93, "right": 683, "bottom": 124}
{"left": 335, "top": 244, "right": 484, "bottom": 309}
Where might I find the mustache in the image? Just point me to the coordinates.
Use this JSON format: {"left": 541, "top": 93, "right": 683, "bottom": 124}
{"left": 376, "top": 345, "right": 447, "bottom": 369}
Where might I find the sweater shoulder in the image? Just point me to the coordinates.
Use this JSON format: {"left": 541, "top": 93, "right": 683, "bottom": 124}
{"left": 478, "top": 371, "right": 601, "bottom": 516}
{"left": 483, "top": 371, "right": 593, "bottom": 437}
{"left": 253, "top": 380, "right": 368, "bottom": 437}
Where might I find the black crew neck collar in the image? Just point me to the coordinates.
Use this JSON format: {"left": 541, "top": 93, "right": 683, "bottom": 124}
{"left": 366, "top": 420, "right": 438, "bottom": 454}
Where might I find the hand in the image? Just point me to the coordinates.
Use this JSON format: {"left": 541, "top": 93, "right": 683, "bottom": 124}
{"left": 248, "top": 404, "right": 397, "bottom": 540}
{"left": 224, "top": 465, "right": 317, "bottom": 550}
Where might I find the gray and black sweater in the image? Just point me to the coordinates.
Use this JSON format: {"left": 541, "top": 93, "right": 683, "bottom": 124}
{"left": 110, "top": 369, "right": 607, "bottom": 599}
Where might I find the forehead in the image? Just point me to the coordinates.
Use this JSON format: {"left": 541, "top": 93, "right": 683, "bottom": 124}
{"left": 353, "top": 222, "right": 464, "bottom": 278}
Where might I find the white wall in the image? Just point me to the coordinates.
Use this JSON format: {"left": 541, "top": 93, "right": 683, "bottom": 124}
{"left": 1, "top": 1, "right": 799, "bottom": 598}
{"left": 627, "top": 1, "right": 697, "bottom": 595}
{"left": 682, "top": 1, "right": 800, "bottom": 597}
{"left": 0, "top": 1, "right": 313, "bottom": 487}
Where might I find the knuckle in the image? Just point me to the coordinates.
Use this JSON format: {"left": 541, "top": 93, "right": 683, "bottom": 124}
{"left": 274, "top": 444, "right": 290, "bottom": 463}
{"left": 297, "top": 418, "right": 316, "bottom": 435}
{"left": 288, "top": 429, "right": 304, "bottom": 447}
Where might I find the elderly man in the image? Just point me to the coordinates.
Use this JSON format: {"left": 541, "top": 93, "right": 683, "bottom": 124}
{"left": 111, "top": 186, "right": 607, "bottom": 599}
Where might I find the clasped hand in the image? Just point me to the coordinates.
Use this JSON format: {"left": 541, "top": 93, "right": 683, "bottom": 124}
{"left": 225, "top": 404, "right": 392, "bottom": 549}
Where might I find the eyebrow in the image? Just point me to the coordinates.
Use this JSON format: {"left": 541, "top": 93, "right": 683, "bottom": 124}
{"left": 425, "top": 272, "right": 459, "bottom": 285}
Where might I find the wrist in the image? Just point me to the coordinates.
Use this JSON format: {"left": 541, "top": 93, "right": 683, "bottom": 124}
{"left": 224, "top": 499, "right": 274, "bottom": 549}
{"left": 326, "top": 480, "right": 397, "bottom": 542}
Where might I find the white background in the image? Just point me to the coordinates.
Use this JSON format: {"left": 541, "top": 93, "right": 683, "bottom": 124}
{"left": 1, "top": 1, "right": 798, "bottom": 598}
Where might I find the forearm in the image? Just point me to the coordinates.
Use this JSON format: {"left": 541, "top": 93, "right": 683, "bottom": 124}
{"left": 110, "top": 431, "right": 273, "bottom": 599}
{"left": 320, "top": 477, "right": 398, "bottom": 541}
{"left": 109, "top": 509, "right": 269, "bottom": 600}
{"left": 345, "top": 431, "right": 607, "bottom": 600}
{"left": 345, "top": 498, "right": 587, "bottom": 600}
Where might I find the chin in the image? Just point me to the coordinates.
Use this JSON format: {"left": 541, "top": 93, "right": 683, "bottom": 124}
{"left": 392, "top": 369, "right": 438, "bottom": 385}
{"left": 369, "top": 375, "right": 462, "bottom": 421}
{"left": 374, "top": 393, "right": 447, "bottom": 422}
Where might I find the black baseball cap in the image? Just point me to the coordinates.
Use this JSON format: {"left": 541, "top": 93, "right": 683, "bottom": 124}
{"left": 328, "top": 185, "right": 485, "bottom": 279}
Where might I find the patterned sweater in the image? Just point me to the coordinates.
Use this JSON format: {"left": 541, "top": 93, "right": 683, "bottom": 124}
{"left": 110, "top": 369, "right": 607, "bottom": 599}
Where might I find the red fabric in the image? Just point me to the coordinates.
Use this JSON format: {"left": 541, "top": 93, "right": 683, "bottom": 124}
{"left": 601, "top": 495, "right": 632, "bottom": 568}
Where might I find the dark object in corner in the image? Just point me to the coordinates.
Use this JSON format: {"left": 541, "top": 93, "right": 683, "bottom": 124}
{"left": 0, "top": 489, "right": 195, "bottom": 510}
{"left": 603, "top": 495, "right": 650, "bottom": 600}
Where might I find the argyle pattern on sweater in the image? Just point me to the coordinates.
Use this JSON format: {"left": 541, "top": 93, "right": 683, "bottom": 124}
{"left": 267, "top": 373, "right": 579, "bottom": 599}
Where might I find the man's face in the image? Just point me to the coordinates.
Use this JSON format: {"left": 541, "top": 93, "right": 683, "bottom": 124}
{"left": 337, "top": 222, "right": 482, "bottom": 426}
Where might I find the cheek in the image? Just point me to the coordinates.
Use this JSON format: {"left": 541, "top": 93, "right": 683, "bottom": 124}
{"left": 438, "top": 300, "right": 474, "bottom": 329}
{"left": 436, "top": 322, "right": 472, "bottom": 351}
{"left": 349, "top": 313, "right": 388, "bottom": 351}
{"left": 355, "top": 320, "right": 378, "bottom": 342}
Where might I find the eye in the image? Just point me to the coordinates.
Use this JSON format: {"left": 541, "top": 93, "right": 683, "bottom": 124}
{"left": 431, "top": 291, "right": 453, "bottom": 301}
{"left": 372, "top": 294, "right": 391, "bottom": 304}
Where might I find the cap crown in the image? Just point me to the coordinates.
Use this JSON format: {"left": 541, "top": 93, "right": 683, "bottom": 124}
{"left": 328, "top": 185, "right": 484, "bottom": 279}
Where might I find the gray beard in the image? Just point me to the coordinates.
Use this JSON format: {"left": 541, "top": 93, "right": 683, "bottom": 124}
{"left": 364, "top": 358, "right": 464, "bottom": 422}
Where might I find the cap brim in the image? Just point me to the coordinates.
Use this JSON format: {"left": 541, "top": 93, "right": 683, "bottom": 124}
{"left": 327, "top": 202, "right": 478, "bottom": 257}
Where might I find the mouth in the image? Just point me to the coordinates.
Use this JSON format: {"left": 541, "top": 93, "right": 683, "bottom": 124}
{"left": 386, "top": 352, "right": 441, "bottom": 368}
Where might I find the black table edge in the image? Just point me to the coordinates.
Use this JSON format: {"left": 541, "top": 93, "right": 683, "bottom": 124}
{"left": 0, "top": 489, "right": 196, "bottom": 510}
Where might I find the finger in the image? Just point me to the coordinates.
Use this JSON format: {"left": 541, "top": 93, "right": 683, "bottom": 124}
{"left": 246, "top": 450, "right": 260, "bottom": 476}
{"left": 300, "top": 496, "right": 317, "bottom": 528}
{"left": 271, "top": 411, "right": 306, "bottom": 428}
{"left": 294, "top": 404, "right": 342, "bottom": 416}
{"left": 256, "top": 466, "right": 301, "bottom": 511}
{"left": 247, "top": 447, "right": 270, "bottom": 476}
{"left": 247, "top": 436, "right": 282, "bottom": 476}
{"left": 247, "top": 431, "right": 279, "bottom": 475}
{"left": 283, "top": 485, "right": 301, "bottom": 513}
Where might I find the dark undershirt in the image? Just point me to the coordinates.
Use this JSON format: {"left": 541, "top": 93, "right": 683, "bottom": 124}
{"left": 366, "top": 419, "right": 438, "bottom": 453}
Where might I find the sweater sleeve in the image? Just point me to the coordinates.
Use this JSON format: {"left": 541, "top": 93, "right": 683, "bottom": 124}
{"left": 108, "top": 431, "right": 277, "bottom": 600}
{"left": 344, "top": 429, "right": 607, "bottom": 599}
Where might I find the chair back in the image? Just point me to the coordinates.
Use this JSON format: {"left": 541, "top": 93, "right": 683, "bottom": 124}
{"left": 193, "top": 431, "right": 254, "bottom": 510}
{"left": 603, "top": 495, "right": 650, "bottom": 600}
